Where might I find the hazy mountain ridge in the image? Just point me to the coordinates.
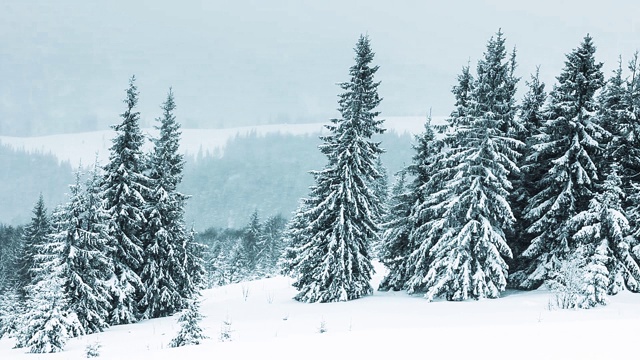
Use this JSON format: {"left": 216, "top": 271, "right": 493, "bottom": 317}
{"left": 0, "top": 117, "right": 437, "bottom": 228}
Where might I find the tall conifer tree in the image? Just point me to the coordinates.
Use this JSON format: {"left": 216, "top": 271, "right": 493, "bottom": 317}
{"left": 513, "top": 35, "right": 605, "bottom": 289}
{"left": 53, "top": 171, "right": 113, "bottom": 334}
{"left": 16, "top": 195, "right": 52, "bottom": 299}
{"left": 102, "top": 76, "right": 148, "bottom": 324}
{"left": 141, "top": 89, "right": 193, "bottom": 318}
{"left": 405, "top": 31, "right": 519, "bottom": 300}
{"left": 285, "top": 35, "right": 385, "bottom": 302}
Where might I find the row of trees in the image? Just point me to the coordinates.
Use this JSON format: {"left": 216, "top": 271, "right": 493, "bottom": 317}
{"left": 198, "top": 211, "right": 287, "bottom": 287}
{"left": 0, "top": 78, "right": 204, "bottom": 352}
{"left": 284, "top": 32, "right": 640, "bottom": 307}
{"left": 380, "top": 32, "right": 640, "bottom": 306}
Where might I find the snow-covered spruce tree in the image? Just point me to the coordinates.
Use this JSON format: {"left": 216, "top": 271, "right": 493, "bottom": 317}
{"left": 141, "top": 89, "right": 192, "bottom": 319}
{"left": 181, "top": 226, "right": 206, "bottom": 302}
{"left": 377, "top": 170, "right": 412, "bottom": 291}
{"left": 571, "top": 168, "right": 640, "bottom": 295}
{"left": 16, "top": 215, "right": 82, "bottom": 353}
{"left": 403, "top": 77, "right": 468, "bottom": 295}
{"left": 513, "top": 35, "right": 605, "bottom": 290}
{"left": 510, "top": 67, "right": 547, "bottom": 262}
{"left": 257, "top": 214, "right": 287, "bottom": 276}
{"left": 241, "top": 209, "right": 262, "bottom": 275}
{"left": 379, "top": 117, "right": 441, "bottom": 292}
{"left": 169, "top": 297, "right": 207, "bottom": 347}
{"left": 596, "top": 58, "right": 629, "bottom": 177}
{"left": 406, "top": 31, "right": 519, "bottom": 301}
{"left": 0, "top": 288, "right": 22, "bottom": 339}
{"left": 603, "top": 54, "right": 640, "bottom": 247}
{"left": 54, "top": 171, "right": 113, "bottom": 334}
{"left": 279, "top": 201, "right": 311, "bottom": 277}
{"left": 15, "top": 195, "right": 52, "bottom": 299}
{"left": 102, "top": 76, "right": 148, "bottom": 324}
{"left": 286, "top": 35, "right": 385, "bottom": 302}
{"left": 579, "top": 239, "right": 609, "bottom": 308}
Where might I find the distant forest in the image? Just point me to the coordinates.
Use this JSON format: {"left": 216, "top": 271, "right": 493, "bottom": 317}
{"left": 0, "top": 129, "right": 415, "bottom": 229}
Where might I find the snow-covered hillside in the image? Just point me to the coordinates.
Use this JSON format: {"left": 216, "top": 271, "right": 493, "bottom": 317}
{"left": 0, "top": 117, "right": 444, "bottom": 167}
{"left": 1, "top": 262, "right": 639, "bottom": 360}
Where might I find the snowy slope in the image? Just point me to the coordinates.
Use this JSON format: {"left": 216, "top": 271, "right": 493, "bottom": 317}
{"left": 0, "top": 117, "right": 445, "bottom": 168}
{"left": 2, "top": 262, "right": 639, "bottom": 360}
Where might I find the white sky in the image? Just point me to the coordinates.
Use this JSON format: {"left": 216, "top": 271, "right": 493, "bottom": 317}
{"left": 0, "top": 0, "right": 638, "bottom": 132}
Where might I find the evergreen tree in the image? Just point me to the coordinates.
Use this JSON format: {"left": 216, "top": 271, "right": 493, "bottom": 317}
{"left": 53, "top": 170, "right": 113, "bottom": 334}
{"left": 181, "top": 227, "right": 206, "bottom": 301}
{"left": 603, "top": 54, "right": 640, "bottom": 249}
{"left": 597, "top": 58, "right": 628, "bottom": 175}
{"left": 16, "top": 195, "right": 52, "bottom": 299}
{"left": 16, "top": 214, "right": 83, "bottom": 353}
{"left": 257, "top": 214, "right": 287, "bottom": 276}
{"left": 241, "top": 209, "right": 261, "bottom": 273}
{"left": 141, "top": 89, "right": 192, "bottom": 319}
{"left": 279, "top": 201, "right": 311, "bottom": 277}
{"left": 378, "top": 170, "right": 412, "bottom": 291}
{"left": 571, "top": 169, "right": 640, "bottom": 294}
{"left": 102, "top": 76, "right": 148, "bottom": 324}
{"left": 169, "top": 297, "right": 207, "bottom": 347}
{"left": 285, "top": 35, "right": 385, "bottom": 302}
{"left": 510, "top": 67, "right": 547, "bottom": 265}
{"left": 405, "top": 30, "right": 519, "bottom": 300}
{"left": 514, "top": 35, "right": 605, "bottom": 289}
{"left": 448, "top": 63, "right": 475, "bottom": 128}
{"left": 580, "top": 239, "right": 609, "bottom": 308}
{"left": 379, "top": 116, "right": 442, "bottom": 291}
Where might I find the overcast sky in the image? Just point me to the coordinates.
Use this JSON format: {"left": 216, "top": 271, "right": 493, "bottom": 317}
{"left": 1, "top": 0, "right": 638, "bottom": 134}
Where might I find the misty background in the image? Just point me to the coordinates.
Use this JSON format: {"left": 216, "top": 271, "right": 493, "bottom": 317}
{"left": 1, "top": 0, "right": 640, "bottom": 229}
{"left": 1, "top": 0, "right": 638, "bottom": 135}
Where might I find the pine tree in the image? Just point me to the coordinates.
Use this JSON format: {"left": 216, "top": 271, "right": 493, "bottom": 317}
{"left": 279, "top": 201, "right": 311, "bottom": 277}
{"left": 379, "top": 116, "right": 441, "bottom": 292}
{"left": 181, "top": 227, "right": 206, "bottom": 301}
{"left": 241, "top": 209, "right": 261, "bottom": 274}
{"left": 406, "top": 30, "right": 519, "bottom": 300}
{"left": 141, "top": 89, "right": 192, "bottom": 319}
{"left": 604, "top": 54, "right": 640, "bottom": 250}
{"left": 16, "top": 195, "right": 52, "bottom": 299}
{"left": 102, "top": 76, "right": 148, "bottom": 324}
{"left": 16, "top": 214, "right": 83, "bottom": 353}
{"left": 169, "top": 297, "right": 207, "bottom": 347}
{"left": 285, "top": 35, "right": 385, "bottom": 302}
{"left": 579, "top": 240, "right": 609, "bottom": 308}
{"left": 378, "top": 170, "right": 412, "bottom": 291}
{"left": 597, "top": 58, "right": 628, "bottom": 176}
{"left": 510, "top": 67, "right": 547, "bottom": 267}
{"left": 53, "top": 171, "right": 113, "bottom": 334}
{"left": 572, "top": 168, "right": 640, "bottom": 294}
{"left": 257, "top": 214, "right": 287, "bottom": 276}
{"left": 514, "top": 35, "right": 605, "bottom": 289}
{"left": 448, "top": 63, "right": 475, "bottom": 128}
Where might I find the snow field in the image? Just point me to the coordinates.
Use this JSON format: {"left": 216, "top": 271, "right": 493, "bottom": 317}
{"left": 2, "top": 262, "right": 639, "bottom": 359}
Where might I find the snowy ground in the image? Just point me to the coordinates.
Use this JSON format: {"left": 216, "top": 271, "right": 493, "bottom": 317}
{"left": 2, "top": 262, "right": 640, "bottom": 360}
{"left": 0, "top": 116, "right": 445, "bottom": 168}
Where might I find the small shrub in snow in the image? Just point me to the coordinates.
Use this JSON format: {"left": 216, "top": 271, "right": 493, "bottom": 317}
{"left": 318, "top": 319, "right": 327, "bottom": 334}
{"left": 219, "top": 318, "right": 233, "bottom": 342}
{"left": 85, "top": 341, "right": 101, "bottom": 358}
{"left": 548, "top": 254, "right": 584, "bottom": 310}
{"left": 169, "top": 298, "right": 207, "bottom": 348}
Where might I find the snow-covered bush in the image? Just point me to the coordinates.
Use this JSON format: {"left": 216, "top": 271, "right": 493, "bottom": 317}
{"left": 548, "top": 253, "right": 584, "bottom": 310}
{"left": 219, "top": 317, "right": 233, "bottom": 342}
{"left": 85, "top": 341, "right": 101, "bottom": 358}
{"left": 169, "top": 298, "right": 207, "bottom": 347}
